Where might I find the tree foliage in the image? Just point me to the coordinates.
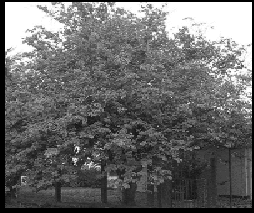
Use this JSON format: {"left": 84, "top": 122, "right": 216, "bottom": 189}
{"left": 5, "top": 2, "right": 251, "bottom": 201}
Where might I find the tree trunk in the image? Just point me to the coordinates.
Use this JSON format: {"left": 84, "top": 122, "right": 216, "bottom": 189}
{"left": 147, "top": 184, "right": 155, "bottom": 207}
{"left": 10, "top": 186, "right": 17, "bottom": 199}
{"left": 122, "top": 182, "right": 137, "bottom": 206}
{"left": 157, "top": 184, "right": 162, "bottom": 207}
{"left": 101, "top": 159, "right": 107, "bottom": 204}
{"left": 5, "top": 186, "right": 16, "bottom": 203}
{"left": 55, "top": 181, "right": 61, "bottom": 203}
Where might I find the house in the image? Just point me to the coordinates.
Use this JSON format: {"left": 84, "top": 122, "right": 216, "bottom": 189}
{"left": 196, "top": 145, "right": 252, "bottom": 199}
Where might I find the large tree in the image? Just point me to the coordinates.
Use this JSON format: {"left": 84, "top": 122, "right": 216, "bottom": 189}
{"left": 5, "top": 2, "right": 251, "bottom": 206}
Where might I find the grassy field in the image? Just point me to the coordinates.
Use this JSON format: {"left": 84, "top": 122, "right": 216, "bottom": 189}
{"left": 13, "top": 186, "right": 122, "bottom": 207}
{"left": 6, "top": 186, "right": 149, "bottom": 208}
{"left": 6, "top": 186, "right": 252, "bottom": 208}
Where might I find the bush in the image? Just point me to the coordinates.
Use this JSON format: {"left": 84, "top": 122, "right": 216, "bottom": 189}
{"left": 76, "top": 168, "right": 101, "bottom": 188}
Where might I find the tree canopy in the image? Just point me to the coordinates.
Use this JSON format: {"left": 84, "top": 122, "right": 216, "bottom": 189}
{"left": 5, "top": 2, "right": 252, "bottom": 196}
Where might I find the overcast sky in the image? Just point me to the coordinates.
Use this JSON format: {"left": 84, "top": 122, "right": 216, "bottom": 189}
{"left": 5, "top": 2, "right": 252, "bottom": 98}
{"left": 5, "top": 2, "right": 252, "bottom": 60}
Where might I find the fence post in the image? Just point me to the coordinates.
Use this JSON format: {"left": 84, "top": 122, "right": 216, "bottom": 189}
{"left": 55, "top": 181, "right": 61, "bottom": 203}
{"left": 101, "top": 159, "right": 107, "bottom": 204}
{"left": 147, "top": 184, "right": 154, "bottom": 207}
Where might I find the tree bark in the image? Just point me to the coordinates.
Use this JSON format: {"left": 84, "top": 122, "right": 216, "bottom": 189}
{"left": 147, "top": 183, "right": 155, "bottom": 207}
{"left": 157, "top": 183, "right": 162, "bottom": 207}
{"left": 10, "top": 187, "right": 16, "bottom": 199}
{"left": 122, "top": 182, "right": 137, "bottom": 206}
{"left": 55, "top": 181, "right": 61, "bottom": 203}
{"left": 101, "top": 159, "right": 107, "bottom": 204}
{"left": 5, "top": 186, "right": 16, "bottom": 203}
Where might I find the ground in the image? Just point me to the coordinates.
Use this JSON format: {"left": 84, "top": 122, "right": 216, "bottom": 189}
{"left": 6, "top": 186, "right": 143, "bottom": 208}
{"left": 5, "top": 186, "right": 252, "bottom": 208}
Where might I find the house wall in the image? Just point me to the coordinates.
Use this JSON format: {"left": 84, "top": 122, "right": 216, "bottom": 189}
{"left": 216, "top": 148, "right": 247, "bottom": 197}
{"left": 106, "top": 147, "right": 252, "bottom": 197}
{"left": 246, "top": 148, "right": 252, "bottom": 199}
{"left": 196, "top": 147, "right": 252, "bottom": 197}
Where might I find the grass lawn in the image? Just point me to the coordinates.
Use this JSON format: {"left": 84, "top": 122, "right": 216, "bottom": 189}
{"left": 6, "top": 186, "right": 149, "bottom": 208}
{"left": 6, "top": 186, "right": 252, "bottom": 208}
{"left": 12, "top": 186, "right": 122, "bottom": 207}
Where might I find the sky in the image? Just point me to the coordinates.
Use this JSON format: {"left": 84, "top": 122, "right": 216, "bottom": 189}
{"left": 6, "top": 2, "right": 252, "bottom": 48}
{"left": 5, "top": 2, "right": 252, "bottom": 67}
